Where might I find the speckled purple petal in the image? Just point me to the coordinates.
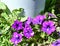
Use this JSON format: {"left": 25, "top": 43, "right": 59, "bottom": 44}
{"left": 25, "top": 17, "right": 32, "bottom": 25}
{"left": 42, "top": 20, "right": 55, "bottom": 35}
{"left": 11, "top": 32, "right": 22, "bottom": 45}
{"left": 32, "top": 15, "right": 46, "bottom": 25}
{"left": 12, "top": 20, "right": 23, "bottom": 31}
{"left": 48, "top": 20, "right": 54, "bottom": 27}
{"left": 23, "top": 24, "right": 34, "bottom": 39}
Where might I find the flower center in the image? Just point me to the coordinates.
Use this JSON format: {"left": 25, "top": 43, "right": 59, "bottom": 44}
{"left": 16, "top": 36, "right": 20, "bottom": 40}
{"left": 47, "top": 25, "right": 50, "bottom": 31}
{"left": 47, "top": 25, "right": 50, "bottom": 28}
{"left": 39, "top": 19, "right": 41, "bottom": 22}
{"left": 16, "top": 24, "right": 19, "bottom": 27}
{"left": 27, "top": 31, "right": 30, "bottom": 33}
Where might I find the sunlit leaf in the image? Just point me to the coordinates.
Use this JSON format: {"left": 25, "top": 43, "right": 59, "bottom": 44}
{"left": 20, "top": 16, "right": 28, "bottom": 22}
{"left": 0, "top": 2, "right": 6, "bottom": 10}
{"left": 1, "top": 12, "right": 9, "bottom": 21}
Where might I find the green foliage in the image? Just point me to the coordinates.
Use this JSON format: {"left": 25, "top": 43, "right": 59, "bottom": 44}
{"left": 0, "top": 2, "right": 26, "bottom": 46}
{"left": 0, "top": 2, "right": 6, "bottom": 10}
{"left": 20, "top": 16, "right": 28, "bottom": 22}
{"left": 44, "top": 0, "right": 56, "bottom": 12}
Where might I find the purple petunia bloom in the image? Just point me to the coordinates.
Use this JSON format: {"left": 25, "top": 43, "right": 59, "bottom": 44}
{"left": 48, "top": 13, "right": 54, "bottom": 16}
{"left": 25, "top": 17, "right": 32, "bottom": 25}
{"left": 12, "top": 20, "right": 23, "bottom": 31}
{"left": 23, "top": 24, "right": 34, "bottom": 39}
{"left": 11, "top": 32, "right": 22, "bottom": 45}
{"left": 32, "top": 15, "right": 46, "bottom": 25}
{"left": 51, "top": 39, "right": 60, "bottom": 46}
{"left": 48, "top": 13, "right": 57, "bottom": 18}
{"left": 42, "top": 20, "right": 55, "bottom": 35}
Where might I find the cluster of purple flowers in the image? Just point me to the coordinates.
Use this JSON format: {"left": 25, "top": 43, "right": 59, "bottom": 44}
{"left": 11, "top": 20, "right": 34, "bottom": 45}
{"left": 11, "top": 13, "right": 56, "bottom": 45}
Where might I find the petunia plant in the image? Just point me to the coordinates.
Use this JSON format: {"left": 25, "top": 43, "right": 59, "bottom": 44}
{"left": 0, "top": 2, "right": 60, "bottom": 46}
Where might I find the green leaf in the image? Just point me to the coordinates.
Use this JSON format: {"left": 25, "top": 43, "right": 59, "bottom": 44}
{"left": 12, "top": 8, "right": 24, "bottom": 17}
{"left": 0, "top": 2, "right": 11, "bottom": 15}
{"left": 44, "top": 0, "right": 56, "bottom": 12}
{"left": 1, "top": 25, "right": 10, "bottom": 34}
{"left": 57, "top": 14, "right": 60, "bottom": 18}
{"left": 20, "top": 16, "right": 28, "bottom": 22}
{"left": 0, "top": 2, "right": 6, "bottom": 10}
{"left": 1, "top": 12, "right": 9, "bottom": 21}
{"left": 40, "top": 32, "right": 46, "bottom": 39}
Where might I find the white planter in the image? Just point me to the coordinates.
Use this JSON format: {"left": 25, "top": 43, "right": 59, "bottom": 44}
{"left": 35, "top": 0, "right": 45, "bottom": 16}
{"left": 1, "top": 0, "right": 45, "bottom": 17}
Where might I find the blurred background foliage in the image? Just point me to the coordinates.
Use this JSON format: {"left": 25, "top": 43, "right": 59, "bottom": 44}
{"left": 43, "top": 0, "right": 60, "bottom": 15}
{"left": 44, "top": 0, "right": 56, "bottom": 13}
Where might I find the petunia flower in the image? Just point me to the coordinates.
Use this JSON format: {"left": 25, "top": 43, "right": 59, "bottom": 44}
{"left": 12, "top": 20, "right": 23, "bottom": 31}
{"left": 42, "top": 20, "right": 55, "bottom": 35}
{"left": 48, "top": 13, "right": 54, "bottom": 16}
{"left": 32, "top": 15, "right": 46, "bottom": 25}
{"left": 11, "top": 32, "right": 22, "bottom": 45}
{"left": 48, "top": 13, "right": 57, "bottom": 18}
{"left": 23, "top": 24, "right": 34, "bottom": 39}
{"left": 51, "top": 39, "right": 60, "bottom": 46}
{"left": 25, "top": 17, "right": 33, "bottom": 25}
